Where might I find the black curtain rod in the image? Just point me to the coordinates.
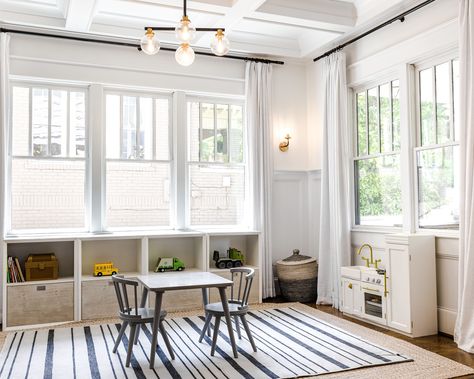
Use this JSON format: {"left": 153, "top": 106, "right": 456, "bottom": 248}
{"left": 0, "top": 27, "right": 284, "bottom": 65}
{"left": 313, "top": 0, "right": 437, "bottom": 62}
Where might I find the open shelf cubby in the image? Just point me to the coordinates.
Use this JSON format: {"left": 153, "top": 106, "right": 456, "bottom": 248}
{"left": 148, "top": 236, "right": 205, "bottom": 272}
{"left": 6, "top": 241, "right": 75, "bottom": 284}
{"left": 208, "top": 233, "right": 260, "bottom": 271}
{"left": 81, "top": 238, "right": 143, "bottom": 281}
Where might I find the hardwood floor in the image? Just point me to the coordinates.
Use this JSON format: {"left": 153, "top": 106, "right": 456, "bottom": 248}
{"left": 264, "top": 298, "right": 474, "bottom": 370}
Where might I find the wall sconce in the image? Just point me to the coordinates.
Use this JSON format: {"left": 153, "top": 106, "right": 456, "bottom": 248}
{"left": 279, "top": 134, "right": 291, "bottom": 152}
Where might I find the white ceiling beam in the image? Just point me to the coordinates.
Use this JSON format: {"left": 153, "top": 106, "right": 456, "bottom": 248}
{"left": 65, "top": 0, "right": 98, "bottom": 31}
{"left": 254, "top": 0, "right": 356, "bottom": 33}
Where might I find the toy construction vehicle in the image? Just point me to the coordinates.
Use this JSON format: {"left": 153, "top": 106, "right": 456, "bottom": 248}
{"left": 155, "top": 257, "right": 185, "bottom": 272}
{"left": 213, "top": 248, "right": 244, "bottom": 269}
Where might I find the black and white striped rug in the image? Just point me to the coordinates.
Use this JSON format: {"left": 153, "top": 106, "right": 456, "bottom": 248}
{"left": 0, "top": 307, "right": 411, "bottom": 378}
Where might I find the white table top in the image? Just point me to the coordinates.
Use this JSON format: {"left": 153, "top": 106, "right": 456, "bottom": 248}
{"left": 136, "top": 271, "right": 233, "bottom": 291}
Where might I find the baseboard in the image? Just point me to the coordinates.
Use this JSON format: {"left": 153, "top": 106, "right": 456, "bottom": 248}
{"left": 438, "top": 307, "right": 457, "bottom": 336}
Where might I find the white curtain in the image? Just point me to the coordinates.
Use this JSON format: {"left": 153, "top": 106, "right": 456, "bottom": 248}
{"left": 455, "top": 0, "right": 474, "bottom": 353}
{"left": 245, "top": 61, "right": 275, "bottom": 298}
{"left": 316, "top": 51, "right": 351, "bottom": 308}
{"left": 0, "top": 33, "right": 10, "bottom": 237}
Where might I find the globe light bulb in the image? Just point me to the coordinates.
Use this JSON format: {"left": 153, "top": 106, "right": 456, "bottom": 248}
{"left": 210, "top": 29, "right": 230, "bottom": 56}
{"left": 140, "top": 28, "right": 160, "bottom": 55}
{"left": 175, "top": 16, "right": 196, "bottom": 43}
{"left": 175, "top": 43, "right": 195, "bottom": 66}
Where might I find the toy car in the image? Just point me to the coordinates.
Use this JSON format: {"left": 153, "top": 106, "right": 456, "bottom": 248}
{"left": 94, "top": 262, "right": 119, "bottom": 277}
{"left": 213, "top": 248, "right": 244, "bottom": 269}
{"left": 155, "top": 257, "right": 185, "bottom": 272}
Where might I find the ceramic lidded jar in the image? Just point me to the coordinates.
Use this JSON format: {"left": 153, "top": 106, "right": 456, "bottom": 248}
{"left": 276, "top": 249, "right": 318, "bottom": 302}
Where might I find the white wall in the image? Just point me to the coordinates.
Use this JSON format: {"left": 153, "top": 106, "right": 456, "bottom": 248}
{"left": 305, "top": 0, "right": 460, "bottom": 334}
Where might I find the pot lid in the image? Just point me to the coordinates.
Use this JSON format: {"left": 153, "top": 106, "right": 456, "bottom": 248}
{"left": 282, "top": 249, "right": 313, "bottom": 262}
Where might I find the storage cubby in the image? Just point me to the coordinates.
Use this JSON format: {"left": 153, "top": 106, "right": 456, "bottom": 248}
{"left": 148, "top": 236, "right": 205, "bottom": 272}
{"left": 81, "top": 238, "right": 143, "bottom": 280}
{"left": 208, "top": 233, "right": 260, "bottom": 272}
{"left": 7, "top": 241, "right": 75, "bottom": 282}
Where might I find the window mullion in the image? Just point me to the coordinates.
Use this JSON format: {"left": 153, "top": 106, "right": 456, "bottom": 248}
{"left": 378, "top": 86, "right": 382, "bottom": 153}
{"left": 66, "top": 91, "right": 70, "bottom": 157}
{"left": 365, "top": 90, "right": 369, "bottom": 154}
{"left": 449, "top": 60, "right": 455, "bottom": 141}
{"left": 28, "top": 87, "right": 32, "bottom": 155}
{"left": 136, "top": 96, "right": 140, "bottom": 159}
{"left": 47, "top": 89, "right": 52, "bottom": 156}
{"left": 119, "top": 96, "right": 124, "bottom": 159}
{"left": 432, "top": 67, "right": 438, "bottom": 145}
{"left": 227, "top": 104, "right": 231, "bottom": 163}
{"left": 390, "top": 81, "right": 394, "bottom": 152}
{"left": 152, "top": 98, "right": 157, "bottom": 160}
{"left": 214, "top": 103, "right": 217, "bottom": 161}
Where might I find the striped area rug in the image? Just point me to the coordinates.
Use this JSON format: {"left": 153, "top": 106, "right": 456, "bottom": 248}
{"left": 0, "top": 307, "right": 411, "bottom": 378}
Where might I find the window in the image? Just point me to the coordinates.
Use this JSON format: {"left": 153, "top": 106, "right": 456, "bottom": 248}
{"left": 416, "top": 59, "right": 459, "bottom": 229}
{"left": 10, "top": 84, "right": 87, "bottom": 231}
{"left": 105, "top": 93, "right": 171, "bottom": 228}
{"left": 354, "top": 80, "right": 402, "bottom": 226}
{"left": 187, "top": 100, "right": 246, "bottom": 226}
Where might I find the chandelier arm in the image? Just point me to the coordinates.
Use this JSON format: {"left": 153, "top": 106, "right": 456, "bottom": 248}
{"left": 145, "top": 27, "right": 225, "bottom": 32}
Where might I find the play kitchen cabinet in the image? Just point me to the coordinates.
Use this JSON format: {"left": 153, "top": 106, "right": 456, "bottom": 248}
{"left": 341, "top": 233, "right": 438, "bottom": 337}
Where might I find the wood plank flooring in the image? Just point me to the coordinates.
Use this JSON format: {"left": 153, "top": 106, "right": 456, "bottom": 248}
{"left": 265, "top": 298, "right": 474, "bottom": 371}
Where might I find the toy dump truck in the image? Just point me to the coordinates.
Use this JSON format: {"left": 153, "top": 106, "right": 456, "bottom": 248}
{"left": 155, "top": 257, "right": 185, "bottom": 272}
{"left": 213, "top": 248, "right": 244, "bottom": 269}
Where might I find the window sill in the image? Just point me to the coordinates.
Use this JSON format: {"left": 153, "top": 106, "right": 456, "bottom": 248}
{"left": 351, "top": 226, "right": 459, "bottom": 239}
{"left": 351, "top": 226, "right": 403, "bottom": 235}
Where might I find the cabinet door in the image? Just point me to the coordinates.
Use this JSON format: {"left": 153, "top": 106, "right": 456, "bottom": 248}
{"left": 386, "top": 246, "right": 412, "bottom": 333}
{"left": 341, "top": 279, "right": 354, "bottom": 314}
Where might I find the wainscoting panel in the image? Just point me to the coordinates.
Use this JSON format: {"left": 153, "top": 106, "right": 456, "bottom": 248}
{"left": 272, "top": 171, "right": 320, "bottom": 263}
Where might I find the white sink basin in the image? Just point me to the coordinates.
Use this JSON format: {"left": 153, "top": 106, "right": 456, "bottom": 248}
{"left": 341, "top": 265, "right": 377, "bottom": 280}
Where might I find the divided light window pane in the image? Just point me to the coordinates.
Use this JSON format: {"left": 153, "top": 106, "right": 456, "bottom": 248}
{"left": 187, "top": 100, "right": 246, "bottom": 226}
{"left": 10, "top": 85, "right": 87, "bottom": 231}
{"left": 355, "top": 80, "right": 401, "bottom": 227}
{"left": 105, "top": 93, "right": 171, "bottom": 228}
{"left": 417, "top": 59, "right": 459, "bottom": 229}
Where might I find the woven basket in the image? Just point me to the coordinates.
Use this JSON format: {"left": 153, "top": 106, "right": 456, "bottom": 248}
{"left": 276, "top": 249, "right": 318, "bottom": 302}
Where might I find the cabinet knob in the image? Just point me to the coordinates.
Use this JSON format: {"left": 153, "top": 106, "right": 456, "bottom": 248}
{"left": 348, "top": 283, "right": 353, "bottom": 289}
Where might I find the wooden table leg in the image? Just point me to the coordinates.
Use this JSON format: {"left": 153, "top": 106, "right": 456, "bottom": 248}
{"left": 218, "top": 287, "right": 238, "bottom": 358}
{"left": 201, "top": 288, "right": 211, "bottom": 337}
{"left": 140, "top": 287, "right": 149, "bottom": 308}
{"left": 149, "top": 291, "right": 163, "bottom": 369}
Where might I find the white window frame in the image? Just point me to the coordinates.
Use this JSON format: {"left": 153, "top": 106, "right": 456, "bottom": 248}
{"left": 413, "top": 56, "right": 460, "bottom": 233}
{"left": 185, "top": 95, "right": 248, "bottom": 229}
{"left": 7, "top": 80, "right": 90, "bottom": 234}
{"left": 351, "top": 74, "right": 403, "bottom": 231}
{"left": 103, "top": 88, "right": 174, "bottom": 231}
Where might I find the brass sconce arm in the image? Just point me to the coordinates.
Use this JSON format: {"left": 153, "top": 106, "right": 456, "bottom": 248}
{"left": 279, "top": 134, "right": 291, "bottom": 152}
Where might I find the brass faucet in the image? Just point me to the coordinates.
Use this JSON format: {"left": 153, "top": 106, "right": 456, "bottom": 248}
{"left": 357, "top": 243, "right": 381, "bottom": 269}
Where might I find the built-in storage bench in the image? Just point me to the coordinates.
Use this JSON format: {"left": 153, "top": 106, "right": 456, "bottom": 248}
{"left": 1, "top": 230, "right": 261, "bottom": 331}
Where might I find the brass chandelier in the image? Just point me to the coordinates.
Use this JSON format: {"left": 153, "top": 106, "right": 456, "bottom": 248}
{"left": 140, "top": 0, "right": 229, "bottom": 66}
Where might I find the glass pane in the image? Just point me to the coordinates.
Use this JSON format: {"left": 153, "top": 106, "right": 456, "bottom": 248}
{"left": 453, "top": 59, "right": 460, "bottom": 141}
{"left": 106, "top": 161, "right": 170, "bottom": 227}
{"left": 189, "top": 164, "right": 245, "bottom": 225}
{"left": 420, "top": 68, "right": 436, "bottom": 146}
{"left": 230, "top": 105, "right": 243, "bottom": 163}
{"left": 155, "top": 98, "right": 170, "bottom": 161}
{"left": 70, "top": 92, "right": 86, "bottom": 157}
{"left": 435, "top": 62, "right": 451, "bottom": 144}
{"left": 356, "top": 154, "right": 402, "bottom": 226}
{"left": 139, "top": 97, "right": 153, "bottom": 160}
{"left": 392, "top": 80, "right": 401, "bottom": 151}
{"left": 12, "top": 87, "right": 30, "bottom": 156}
{"left": 50, "top": 90, "right": 68, "bottom": 156}
{"left": 188, "top": 101, "right": 200, "bottom": 162}
{"left": 357, "top": 92, "right": 367, "bottom": 156}
{"left": 367, "top": 87, "right": 379, "bottom": 154}
{"left": 201, "top": 103, "right": 215, "bottom": 162}
{"left": 106, "top": 95, "right": 121, "bottom": 159}
{"left": 379, "top": 83, "right": 391, "bottom": 153}
{"left": 122, "top": 96, "right": 137, "bottom": 159}
{"left": 11, "top": 158, "right": 86, "bottom": 230}
{"left": 418, "top": 145, "right": 459, "bottom": 229}
{"left": 32, "top": 88, "right": 49, "bottom": 156}
{"left": 215, "top": 104, "right": 228, "bottom": 163}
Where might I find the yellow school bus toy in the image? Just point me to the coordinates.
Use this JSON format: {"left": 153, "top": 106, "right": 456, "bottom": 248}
{"left": 94, "top": 262, "right": 119, "bottom": 277}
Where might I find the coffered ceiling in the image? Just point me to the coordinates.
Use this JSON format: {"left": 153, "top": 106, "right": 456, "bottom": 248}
{"left": 0, "top": 0, "right": 420, "bottom": 59}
